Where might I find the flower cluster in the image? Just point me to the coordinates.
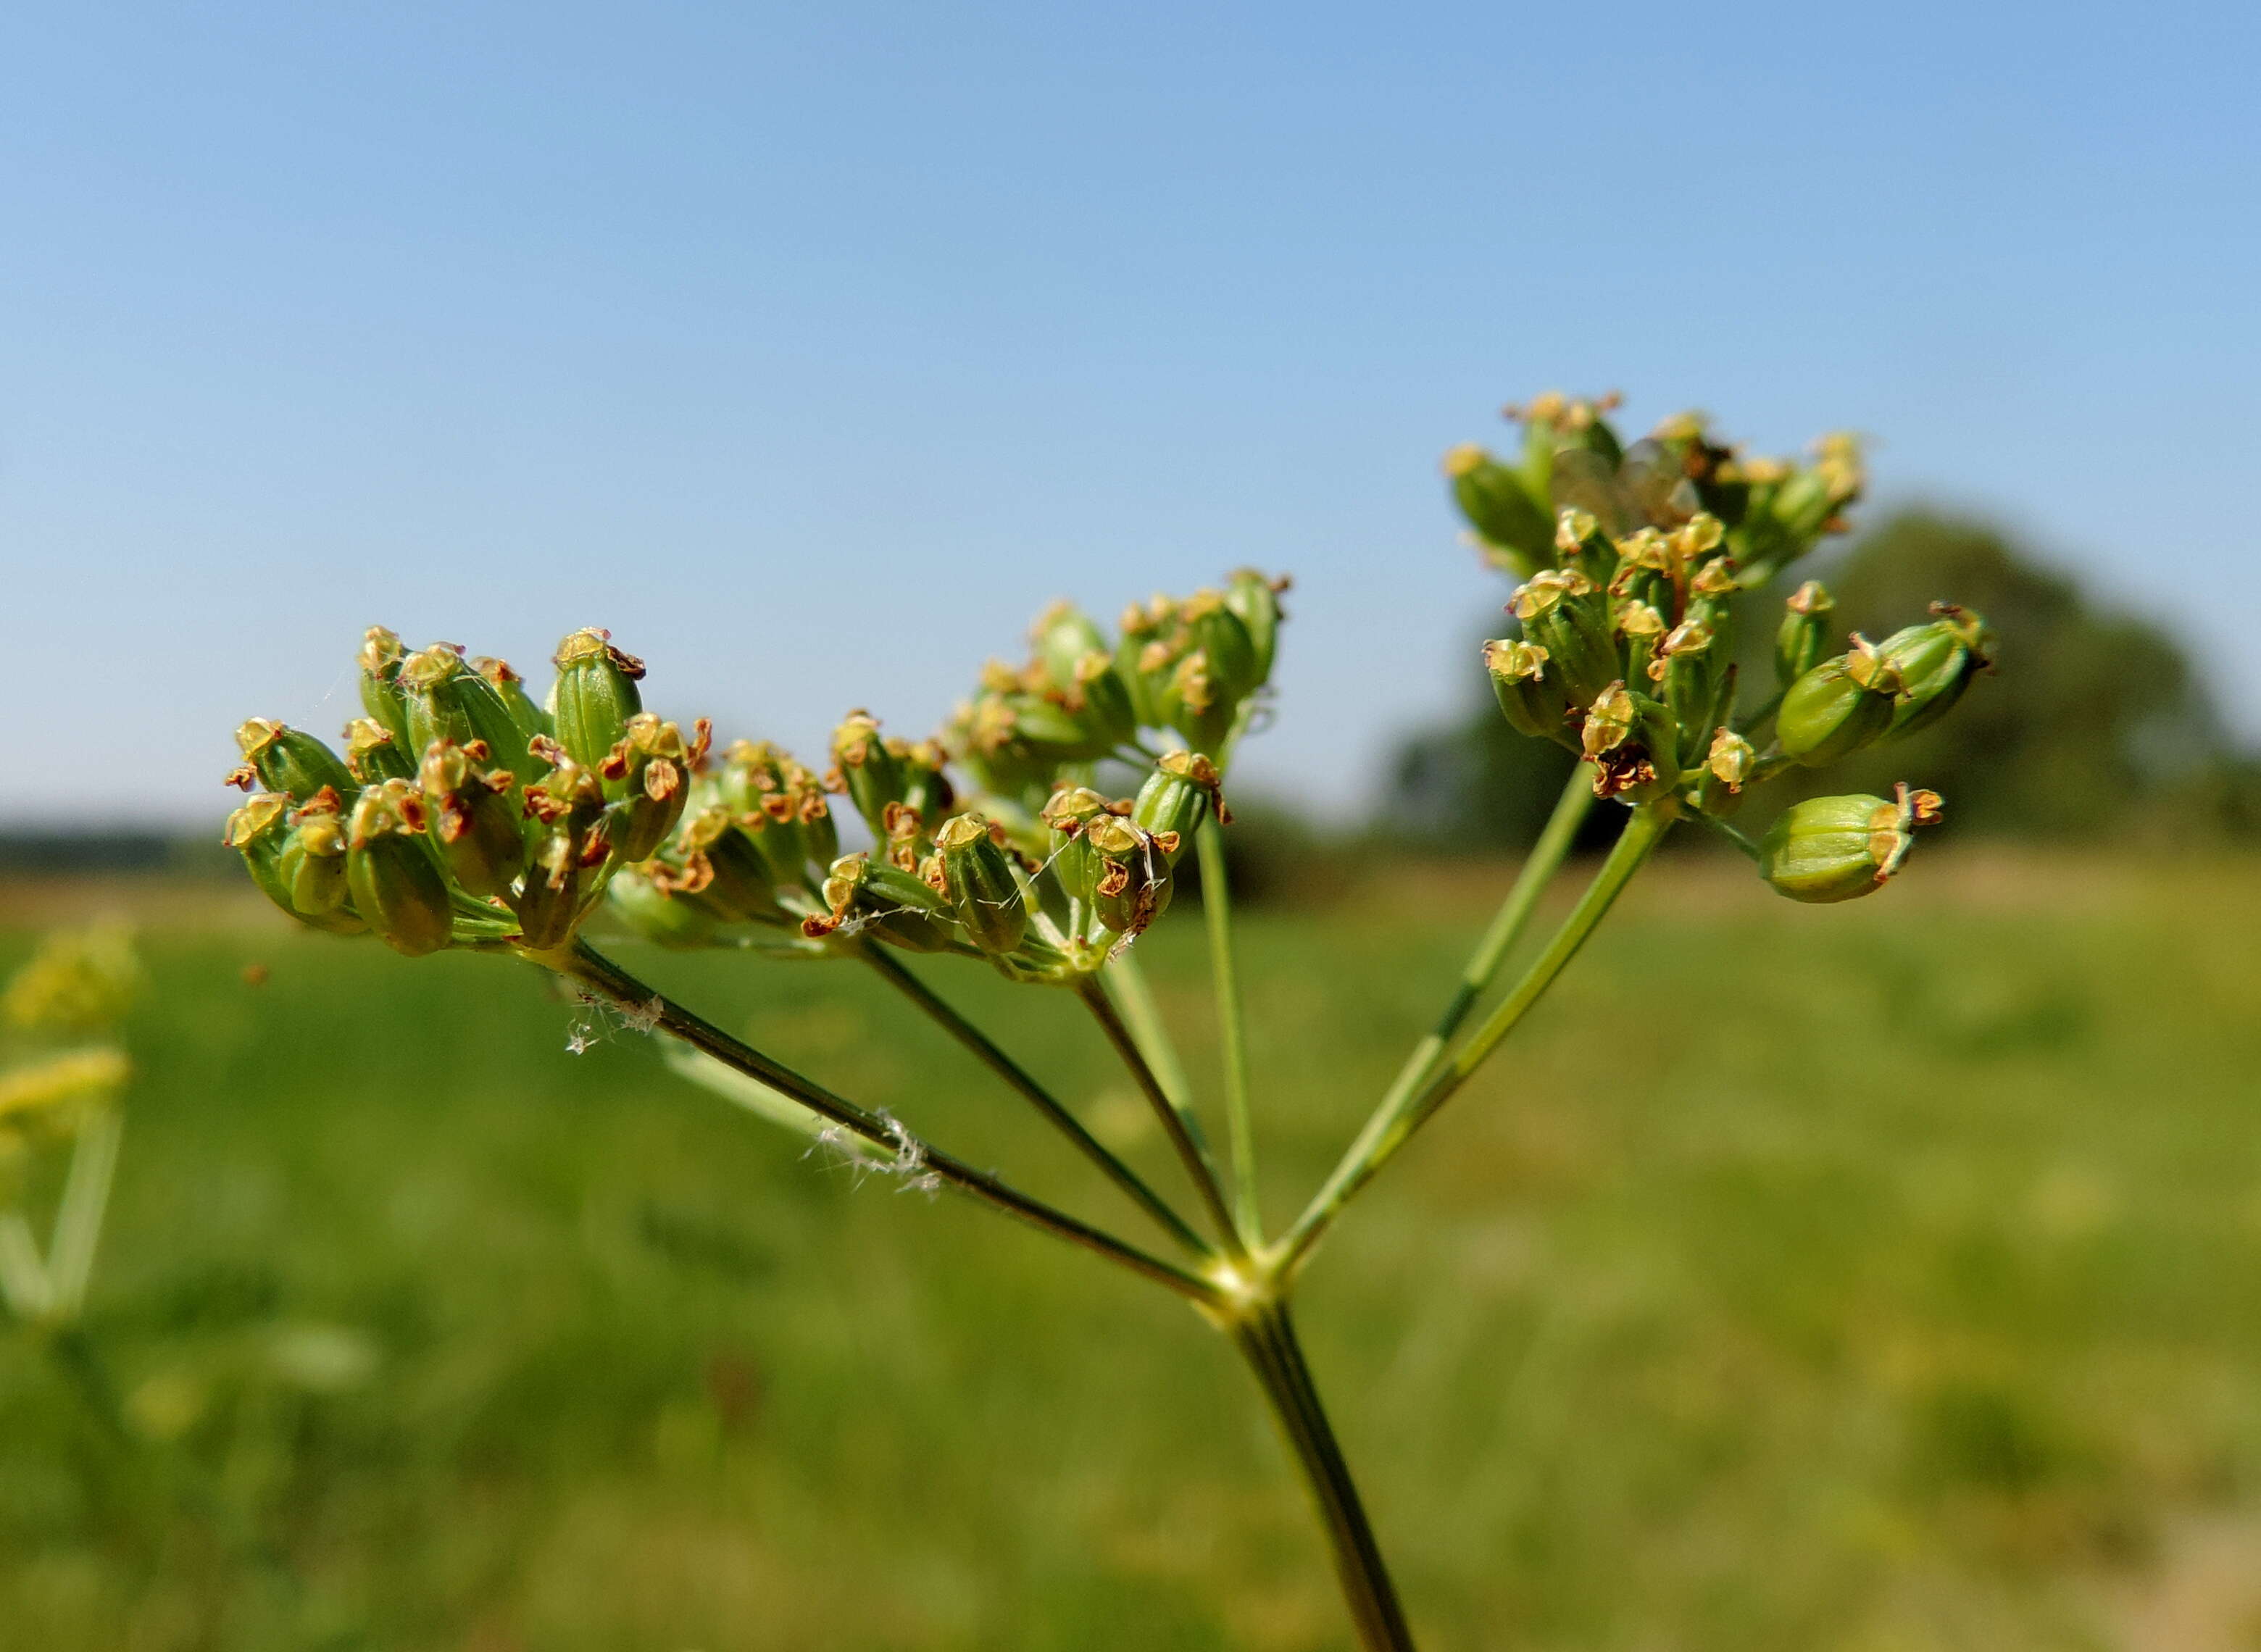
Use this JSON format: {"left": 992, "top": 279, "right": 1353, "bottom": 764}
{"left": 224, "top": 584, "right": 1281, "bottom": 974}
{"left": 1454, "top": 393, "right": 1991, "bottom": 901}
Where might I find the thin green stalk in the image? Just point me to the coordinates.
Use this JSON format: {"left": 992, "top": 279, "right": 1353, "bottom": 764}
{"left": 1107, "top": 948, "right": 1199, "bottom": 1117}
{"left": 1274, "top": 804, "right": 1671, "bottom": 1277}
{"left": 1077, "top": 977, "right": 1242, "bottom": 1253}
{"left": 1195, "top": 819, "right": 1261, "bottom": 1246}
{"left": 1230, "top": 1300, "right": 1417, "bottom": 1651}
{"left": 49, "top": 1104, "right": 123, "bottom": 1318}
{"left": 857, "top": 942, "right": 1210, "bottom": 1260}
{"left": 554, "top": 941, "right": 1223, "bottom": 1306}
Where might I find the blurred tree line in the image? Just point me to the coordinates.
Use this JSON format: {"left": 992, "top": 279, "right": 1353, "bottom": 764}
{"left": 1387, "top": 511, "right": 2261, "bottom": 850}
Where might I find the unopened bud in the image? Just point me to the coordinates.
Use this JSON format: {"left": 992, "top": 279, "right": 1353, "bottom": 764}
{"left": 1760, "top": 783, "right": 1943, "bottom": 904}
{"left": 419, "top": 738, "right": 526, "bottom": 899}
{"left": 1776, "top": 636, "right": 1902, "bottom": 767}
{"left": 549, "top": 629, "right": 646, "bottom": 772}
{"left": 401, "top": 645, "right": 545, "bottom": 785}
{"left": 1876, "top": 604, "right": 1994, "bottom": 737}
{"left": 1775, "top": 581, "right": 1835, "bottom": 687}
{"left": 935, "top": 814, "right": 1028, "bottom": 955}
{"left": 346, "top": 781, "right": 454, "bottom": 956}
{"left": 230, "top": 719, "right": 359, "bottom": 804}
{"left": 1444, "top": 444, "right": 1552, "bottom": 574}
{"left": 343, "top": 717, "right": 414, "bottom": 784}
{"left": 1132, "top": 749, "right": 1224, "bottom": 860}
{"left": 1483, "top": 639, "right": 1575, "bottom": 748}
{"left": 1510, "top": 569, "right": 1618, "bottom": 709}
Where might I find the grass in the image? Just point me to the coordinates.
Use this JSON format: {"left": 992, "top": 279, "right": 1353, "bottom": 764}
{"left": 3, "top": 850, "right": 2260, "bottom": 1651}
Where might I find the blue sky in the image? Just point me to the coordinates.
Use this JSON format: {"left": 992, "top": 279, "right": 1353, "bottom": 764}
{"left": 4, "top": 1, "right": 2256, "bottom": 824}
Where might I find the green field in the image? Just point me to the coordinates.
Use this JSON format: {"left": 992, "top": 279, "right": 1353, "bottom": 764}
{"left": 4, "top": 853, "right": 2260, "bottom": 1651}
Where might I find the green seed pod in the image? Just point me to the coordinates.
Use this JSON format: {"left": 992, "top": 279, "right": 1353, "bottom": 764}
{"left": 1029, "top": 601, "right": 1112, "bottom": 689}
{"left": 226, "top": 793, "right": 366, "bottom": 935}
{"left": 1085, "top": 815, "right": 1173, "bottom": 939}
{"left": 1702, "top": 727, "right": 1757, "bottom": 814}
{"left": 1157, "top": 647, "right": 1238, "bottom": 756}
{"left": 606, "top": 865, "right": 724, "bottom": 949}
{"left": 400, "top": 646, "right": 545, "bottom": 786}
{"left": 1510, "top": 569, "right": 1617, "bottom": 709}
{"left": 1652, "top": 620, "right": 1720, "bottom": 765}
{"left": 1760, "top": 785, "right": 1943, "bottom": 904}
{"left": 1776, "top": 636, "right": 1902, "bottom": 767}
{"left": 1180, "top": 590, "right": 1262, "bottom": 703}
{"left": 804, "top": 854, "right": 959, "bottom": 953}
{"left": 671, "top": 802, "right": 786, "bottom": 923}
{"left": 1684, "top": 555, "right": 1741, "bottom": 631}
{"left": 831, "top": 710, "right": 909, "bottom": 838}
{"left": 1483, "top": 639, "right": 1576, "bottom": 749}
{"left": 346, "top": 781, "right": 454, "bottom": 957}
{"left": 935, "top": 814, "right": 1028, "bottom": 955}
{"left": 1775, "top": 581, "right": 1835, "bottom": 688}
{"left": 1067, "top": 653, "right": 1138, "bottom": 751}
{"left": 230, "top": 719, "right": 359, "bottom": 804}
{"left": 1223, "top": 570, "right": 1288, "bottom": 686}
{"left": 1041, "top": 785, "right": 1120, "bottom": 914}
{"left": 549, "top": 629, "right": 646, "bottom": 772}
{"left": 601, "top": 713, "right": 709, "bottom": 864}
{"left": 517, "top": 742, "right": 612, "bottom": 950}
{"left": 343, "top": 716, "right": 415, "bottom": 784}
{"left": 276, "top": 798, "right": 352, "bottom": 917}
{"left": 1580, "top": 680, "right": 1681, "bottom": 801}
{"left": 1554, "top": 509, "right": 1617, "bottom": 585}
{"left": 1131, "top": 749, "right": 1225, "bottom": 864}
{"left": 472, "top": 656, "right": 553, "bottom": 744}
{"left": 1115, "top": 596, "right": 1175, "bottom": 729}
{"left": 1443, "top": 444, "right": 1552, "bottom": 575}
{"left": 359, "top": 627, "right": 413, "bottom": 749}
{"left": 1876, "top": 604, "right": 1994, "bottom": 738}
{"left": 419, "top": 738, "right": 526, "bottom": 899}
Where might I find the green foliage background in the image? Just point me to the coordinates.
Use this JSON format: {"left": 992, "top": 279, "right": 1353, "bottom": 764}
{"left": 6, "top": 860, "right": 2260, "bottom": 1650}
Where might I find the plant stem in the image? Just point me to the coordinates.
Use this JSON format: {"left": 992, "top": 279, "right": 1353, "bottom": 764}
{"left": 857, "top": 942, "right": 1210, "bottom": 1260}
{"left": 1107, "top": 948, "right": 1199, "bottom": 1118}
{"left": 1273, "top": 804, "right": 1670, "bottom": 1277}
{"left": 554, "top": 941, "right": 1223, "bottom": 1306}
{"left": 1229, "top": 1299, "right": 1417, "bottom": 1651}
{"left": 1077, "top": 978, "right": 1243, "bottom": 1253}
{"left": 1195, "top": 819, "right": 1262, "bottom": 1246}
{"left": 49, "top": 1104, "right": 123, "bottom": 1319}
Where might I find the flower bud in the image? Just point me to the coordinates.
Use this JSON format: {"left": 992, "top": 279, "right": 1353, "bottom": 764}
{"left": 359, "top": 626, "right": 413, "bottom": 749}
{"left": 1029, "top": 601, "right": 1112, "bottom": 690}
{"left": 935, "top": 814, "right": 1029, "bottom": 955}
{"left": 1510, "top": 569, "right": 1617, "bottom": 709}
{"left": 517, "top": 742, "right": 612, "bottom": 949}
{"left": 830, "top": 710, "right": 909, "bottom": 838}
{"left": 1876, "top": 604, "right": 1994, "bottom": 738}
{"left": 1580, "top": 680, "right": 1681, "bottom": 801}
{"left": 229, "top": 719, "right": 359, "bottom": 804}
{"left": 607, "top": 865, "right": 724, "bottom": 949}
{"left": 346, "top": 781, "right": 454, "bottom": 956}
{"left": 1483, "top": 639, "right": 1577, "bottom": 749}
{"left": 804, "top": 853, "right": 959, "bottom": 953}
{"left": 226, "top": 792, "right": 367, "bottom": 935}
{"left": 401, "top": 645, "right": 545, "bottom": 786}
{"left": 1760, "top": 784, "right": 1943, "bottom": 904}
{"left": 1444, "top": 444, "right": 1552, "bottom": 575}
{"left": 1775, "top": 581, "right": 1835, "bottom": 688}
{"left": 472, "top": 655, "right": 553, "bottom": 744}
{"left": 1132, "top": 750, "right": 1226, "bottom": 862}
{"left": 344, "top": 717, "right": 415, "bottom": 784}
{"left": 599, "top": 714, "right": 710, "bottom": 864}
{"left": 1083, "top": 815, "right": 1173, "bottom": 940}
{"left": 419, "top": 738, "right": 526, "bottom": 899}
{"left": 1224, "top": 570, "right": 1288, "bottom": 686}
{"left": 549, "top": 628, "right": 646, "bottom": 772}
{"left": 275, "top": 793, "right": 353, "bottom": 917}
{"left": 1776, "top": 635, "right": 1902, "bottom": 767}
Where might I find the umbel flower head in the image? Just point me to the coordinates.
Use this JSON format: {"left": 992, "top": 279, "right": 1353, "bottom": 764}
{"left": 1456, "top": 392, "right": 1991, "bottom": 903}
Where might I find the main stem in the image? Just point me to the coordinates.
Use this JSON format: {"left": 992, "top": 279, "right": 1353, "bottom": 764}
{"left": 1275, "top": 803, "right": 1670, "bottom": 1277}
{"left": 1196, "top": 819, "right": 1262, "bottom": 1246}
{"left": 1229, "top": 1299, "right": 1417, "bottom": 1651}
